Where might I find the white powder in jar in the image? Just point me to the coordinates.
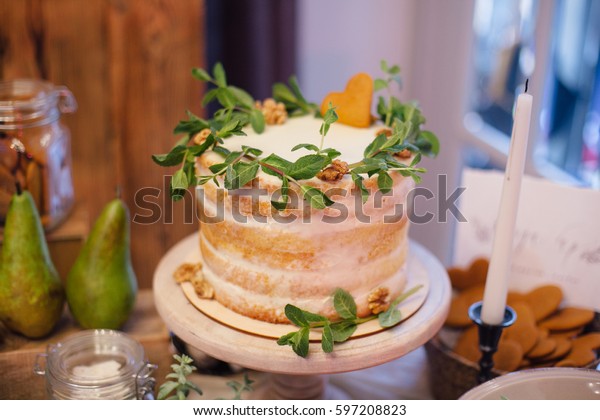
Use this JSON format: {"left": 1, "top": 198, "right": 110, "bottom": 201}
{"left": 72, "top": 360, "right": 122, "bottom": 379}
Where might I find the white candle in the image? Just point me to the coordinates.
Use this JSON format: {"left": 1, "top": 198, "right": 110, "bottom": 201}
{"left": 480, "top": 88, "right": 533, "bottom": 325}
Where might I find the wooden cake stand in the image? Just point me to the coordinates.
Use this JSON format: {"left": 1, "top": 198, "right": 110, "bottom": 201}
{"left": 153, "top": 234, "right": 451, "bottom": 399}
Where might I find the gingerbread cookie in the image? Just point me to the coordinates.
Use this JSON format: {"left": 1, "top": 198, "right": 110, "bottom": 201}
{"left": 524, "top": 285, "right": 563, "bottom": 322}
{"left": 556, "top": 333, "right": 600, "bottom": 367}
{"left": 453, "top": 326, "right": 523, "bottom": 372}
{"left": 538, "top": 307, "right": 595, "bottom": 331}
{"left": 445, "top": 285, "right": 485, "bottom": 328}
{"left": 503, "top": 301, "right": 540, "bottom": 355}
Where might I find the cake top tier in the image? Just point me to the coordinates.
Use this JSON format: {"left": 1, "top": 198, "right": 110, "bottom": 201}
{"left": 153, "top": 61, "right": 440, "bottom": 210}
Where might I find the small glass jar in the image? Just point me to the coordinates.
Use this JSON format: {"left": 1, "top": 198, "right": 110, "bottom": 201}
{"left": 0, "top": 79, "right": 76, "bottom": 230}
{"left": 33, "top": 329, "right": 156, "bottom": 400}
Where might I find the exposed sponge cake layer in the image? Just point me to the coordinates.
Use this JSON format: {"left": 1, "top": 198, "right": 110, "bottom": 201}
{"left": 195, "top": 115, "right": 415, "bottom": 323}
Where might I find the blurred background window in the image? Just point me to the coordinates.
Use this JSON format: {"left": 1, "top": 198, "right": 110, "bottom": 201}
{"left": 469, "top": 0, "right": 600, "bottom": 188}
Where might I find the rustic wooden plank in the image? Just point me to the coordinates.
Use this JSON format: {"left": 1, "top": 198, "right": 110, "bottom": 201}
{"left": 0, "top": 0, "right": 205, "bottom": 289}
{"left": 108, "top": 0, "right": 203, "bottom": 288}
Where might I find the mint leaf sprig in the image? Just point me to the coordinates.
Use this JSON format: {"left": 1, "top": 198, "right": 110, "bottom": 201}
{"left": 192, "top": 63, "right": 266, "bottom": 135}
{"left": 273, "top": 76, "right": 319, "bottom": 117}
{"left": 157, "top": 354, "right": 203, "bottom": 400}
{"left": 374, "top": 60, "right": 440, "bottom": 158}
{"left": 277, "top": 285, "right": 423, "bottom": 357}
{"left": 217, "top": 374, "right": 255, "bottom": 400}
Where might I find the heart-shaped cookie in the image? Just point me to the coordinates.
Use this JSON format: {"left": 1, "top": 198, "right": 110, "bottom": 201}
{"left": 321, "top": 72, "right": 373, "bottom": 128}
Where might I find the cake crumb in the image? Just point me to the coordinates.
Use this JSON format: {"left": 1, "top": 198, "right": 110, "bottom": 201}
{"left": 317, "top": 159, "right": 349, "bottom": 182}
{"left": 255, "top": 98, "right": 287, "bottom": 125}
{"left": 173, "top": 262, "right": 203, "bottom": 284}
{"left": 191, "top": 274, "right": 215, "bottom": 299}
{"left": 368, "top": 287, "right": 390, "bottom": 314}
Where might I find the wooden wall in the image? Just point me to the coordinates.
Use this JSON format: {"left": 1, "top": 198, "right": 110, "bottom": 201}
{"left": 0, "top": 0, "right": 204, "bottom": 288}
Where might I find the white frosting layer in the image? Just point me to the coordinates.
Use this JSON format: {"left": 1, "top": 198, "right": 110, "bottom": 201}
{"left": 221, "top": 115, "right": 382, "bottom": 163}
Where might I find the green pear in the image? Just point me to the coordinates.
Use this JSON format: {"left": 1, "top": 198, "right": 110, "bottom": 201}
{"left": 0, "top": 190, "right": 65, "bottom": 338}
{"left": 66, "top": 198, "right": 137, "bottom": 329}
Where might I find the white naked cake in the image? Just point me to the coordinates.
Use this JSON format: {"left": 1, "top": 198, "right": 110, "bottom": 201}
{"left": 156, "top": 65, "right": 439, "bottom": 327}
{"left": 197, "top": 116, "right": 414, "bottom": 323}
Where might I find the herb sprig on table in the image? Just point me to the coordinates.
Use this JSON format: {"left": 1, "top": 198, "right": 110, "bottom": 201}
{"left": 277, "top": 285, "right": 423, "bottom": 357}
{"left": 157, "top": 354, "right": 254, "bottom": 400}
{"left": 152, "top": 61, "right": 439, "bottom": 208}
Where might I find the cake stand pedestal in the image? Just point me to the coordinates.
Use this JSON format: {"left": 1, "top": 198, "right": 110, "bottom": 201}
{"left": 153, "top": 235, "right": 451, "bottom": 400}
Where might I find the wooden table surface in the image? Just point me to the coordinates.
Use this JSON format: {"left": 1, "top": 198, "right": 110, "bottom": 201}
{"left": 0, "top": 289, "right": 173, "bottom": 399}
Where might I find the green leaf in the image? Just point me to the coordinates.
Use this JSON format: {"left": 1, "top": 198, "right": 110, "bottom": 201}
{"left": 303, "top": 309, "right": 328, "bottom": 323}
{"left": 187, "top": 135, "right": 216, "bottom": 156}
{"left": 172, "top": 169, "right": 189, "bottom": 190}
{"left": 216, "top": 87, "right": 237, "bottom": 108}
{"left": 228, "top": 86, "right": 254, "bottom": 108}
{"left": 157, "top": 381, "right": 180, "bottom": 400}
{"left": 271, "top": 176, "right": 289, "bottom": 210}
{"left": 378, "top": 307, "right": 402, "bottom": 328}
{"left": 377, "top": 170, "right": 394, "bottom": 194}
{"left": 380, "top": 59, "right": 389, "bottom": 73}
{"left": 260, "top": 154, "right": 292, "bottom": 177}
{"left": 321, "top": 148, "right": 342, "bottom": 160}
{"left": 224, "top": 151, "right": 242, "bottom": 164}
{"left": 186, "top": 381, "right": 203, "bottom": 396}
{"left": 322, "top": 324, "right": 334, "bottom": 353}
{"left": 291, "top": 143, "right": 320, "bottom": 153}
{"left": 374, "top": 78, "right": 388, "bottom": 91}
{"left": 330, "top": 320, "right": 358, "bottom": 342}
{"left": 351, "top": 172, "right": 369, "bottom": 204}
{"left": 224, "top": 165, "right": 237, "bottom": 190}
{"left": 213, "top": 145, "right": 231, "bottom": 156}
{"left": 272, "top": 82, "right": 297, "bottom": 104}
{"left": 209, "top": 163, "right": 228, "bottom": 174}
{"left": 213, "top": 62, "right": 227, "bottom": 87}
{"left": 292, "top": 327, "right": 310, "bottom": 358}
{"left": 288, "top": 76, "right": 307, "bottom": 103}
{"left": 364, "top": 133, "right": 389, "bottom": 158}
{"left": 352, "top": 158, "right": 386, "bottom": 174}
{"left": 378, "top": 285, "right": 424, "bottom": 328}
{"left": 173, "top": 114, "right": 210, "bottom": 134}
{"left": 277, "top": 331, "right": 297, "bottom": 346}
{"left": 197, "top": 175, "right": 213, "bottom": 185}
{"left": 191, "top": 67, "right": 212, "bottom": 82}
{"left": 333, "top": 288, "right": 357, "bottom": 320}
{"left": 300, "top": 185, "right": 334, "bottom": 209}
{"left": 288, "top": 155, "right": 328, "bottom": 180}
{"left": 250, "top": 108, "right": 265, "bottom": 134}
{"left": 201, "top": 88, "right": 219, "bottom": 107}
{"left": 232, "top": 161, "right": 259, "bottom": 187}
{"left": 418, "top": 131, "right": 440, "bottom": 157}
{"left": 388, "top": 64, "right": 401, "bottom": 75}
{"left": 241, "top": 145, "right": 263, "bottom": 157}
{"left": 320, "top": 104, "right": 338, "bottom": 137}
{"left": 284, "top": 304, "right": 309, "bottom": 327}
{"left": 152, "top": 145, "right": 187, "bottom": 167}
{"left": 410, "top": 152, "right": 422, "bottom": 167}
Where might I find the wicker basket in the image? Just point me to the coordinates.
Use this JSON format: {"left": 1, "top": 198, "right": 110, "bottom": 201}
{"left": 425, "top": 317, "right": 600, "bottom": 400}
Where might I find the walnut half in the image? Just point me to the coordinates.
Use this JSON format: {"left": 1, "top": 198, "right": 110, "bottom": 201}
{"left": 368, "top": 287, "right": 390, "bottom": 314}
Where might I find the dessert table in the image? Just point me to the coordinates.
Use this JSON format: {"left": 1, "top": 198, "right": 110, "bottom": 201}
{"left": 153, "top": 234, "right": 451, "bottom": 399}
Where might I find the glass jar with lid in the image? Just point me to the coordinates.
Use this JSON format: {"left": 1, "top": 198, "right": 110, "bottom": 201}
{"left": 33, "top": 329, "right": 156, "bottom": 400}
{"left": 0, "top": 79, "right": 76, "bottom": 231}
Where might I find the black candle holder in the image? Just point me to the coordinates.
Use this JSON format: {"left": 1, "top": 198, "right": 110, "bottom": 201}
{"left": 468, "top": 301, "right": 517, "bottom": 384}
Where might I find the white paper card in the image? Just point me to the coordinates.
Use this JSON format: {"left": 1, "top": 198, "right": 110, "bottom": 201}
{"left": 454, "top": 168, "right": 600, "bottom": 311}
